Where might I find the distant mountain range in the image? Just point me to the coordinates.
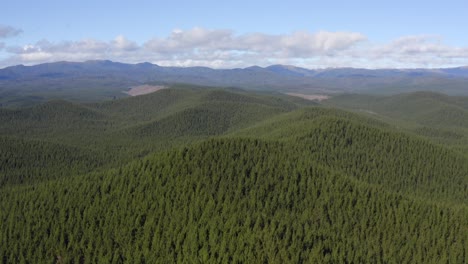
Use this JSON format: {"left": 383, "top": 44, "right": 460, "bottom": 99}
{"left": 1, "top": 60, "right": 467, "bottom": 107}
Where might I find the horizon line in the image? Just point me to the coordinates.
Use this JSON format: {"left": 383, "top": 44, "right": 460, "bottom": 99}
{"left": 2, "top": 59, "right": 467, "bottom": 71}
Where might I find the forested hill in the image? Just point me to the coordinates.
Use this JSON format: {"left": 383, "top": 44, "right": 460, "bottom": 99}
{"left": 0, "top": 86, "right": 314, "bottom": 185}
{"left": 325, "top": 91, "right": 468, "bottom": 154}
{"left": 0, "top": 86, "right": 467, "bottom": 263}
{"left": 326, "top": 91, "right": 468, "bottom": 127}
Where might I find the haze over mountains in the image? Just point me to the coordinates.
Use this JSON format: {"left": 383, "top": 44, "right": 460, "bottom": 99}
{"left": 1, "top": 60, "right": 468, "bottom": 107}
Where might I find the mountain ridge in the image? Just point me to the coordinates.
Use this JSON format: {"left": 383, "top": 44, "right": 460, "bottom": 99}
{"left": 1, "top": 60, "right": 468, "bottom": 108}
{"left": 3, "top": 59, "right": 468, "bottom": 72}
{"left": 3, "top": 60, "right": 468, "bottom": 80}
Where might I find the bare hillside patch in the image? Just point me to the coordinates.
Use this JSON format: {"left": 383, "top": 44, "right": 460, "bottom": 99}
{"left": 124, "top": 85, "right": 167, "bottom": 96}
{"left": 286, "top": 93, "right": 330, "bottom": 101}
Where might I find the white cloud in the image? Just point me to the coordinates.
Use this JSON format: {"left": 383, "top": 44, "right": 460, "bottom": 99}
{"left": 1, "top": 28, "right": 467, "bottom": 69}
{"left": 113, "top": 35, "right": 138, "bottom": 51}
{"left": 279, "top": 31, "right": 366, "bottom": 56}
{"left": 19, "top": 52, "right": 53, "bottom": 62}
{"left": 370, "top": 35, "right": 468, "bottom": 68}
{"left": 0, "top": 25, "right": 22, "bottom": 39}
{"left": 145, "top": 27, "right": 235, "bottom": 53}
{"left": 144, "top": 28, "right": 365, "bottom": 58}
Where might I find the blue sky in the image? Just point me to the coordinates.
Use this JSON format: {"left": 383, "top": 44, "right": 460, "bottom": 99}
{"left": 1, "top": 0, "right": 467, "bottom": 68}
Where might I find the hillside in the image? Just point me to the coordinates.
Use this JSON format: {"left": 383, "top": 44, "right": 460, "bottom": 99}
{"left": 1, "top": 135, "right": 466, "bottom": 263}
{"left": 325, "top": 92, "right": 468, "bottom": 154}
{"left": 0, "top": 136, "right": 107, "bottom": 186}
{"left": 232, "top": 108, "right": 468, "bottom": 204}
{"left": 0, "top": 86, "right": 311, "bottom": 172}
{"left": 0, "top": 87, "right": 466, "bottom": 263}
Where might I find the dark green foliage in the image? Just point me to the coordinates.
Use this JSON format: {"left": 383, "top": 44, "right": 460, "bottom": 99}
{"left": 325, "top": 92, "right": 468, "bottom": 154}
{"left": 326, "top": 91, "right": 468, "bottom": 128}
{"left": 413, "top": 126, "right": 464, "bottom": 140}
{"left": 0, "top": 100, "right": 112, "bottom": 141}
{"left": 0, "top": 136, "right": 107, "bottom": 186}
{"left": 132, "top": 102, "right": 289, "bottom": 138}
{"left": 0, "top": 86, "right": 301, "bottom": 163}
{"left": 0, "top": 138, "right": 466, "bottom": 263}
{"left": 297, "top": 115, "right": 468, "bottom": 203}
{"left": 0, "top": 87, "right": 467, "bottom": 263}
{"left": 235, "top": 108, "right": 468, "bottom": 204}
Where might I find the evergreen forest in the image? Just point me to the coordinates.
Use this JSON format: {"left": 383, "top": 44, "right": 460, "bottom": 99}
{"left": 0, "top": 85, "right": 467, "bottom": 263}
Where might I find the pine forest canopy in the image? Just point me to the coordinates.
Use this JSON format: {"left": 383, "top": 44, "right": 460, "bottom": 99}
{"left": 0, "top": 84, "right": 467, "bottom": 263}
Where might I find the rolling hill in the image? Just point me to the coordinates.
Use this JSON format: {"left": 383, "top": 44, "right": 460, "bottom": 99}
{"left": 325, "top": 91, "right": 468, "bottom": 153}
{"left": 0, "top": 86, "right": 466, "bottom": 263}
{"left": 0, "top": 85, "right": 313, "bottom": 165}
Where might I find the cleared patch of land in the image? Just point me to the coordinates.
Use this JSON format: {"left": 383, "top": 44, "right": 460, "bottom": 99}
{"left": 124, "top": 85, "right": 167, "bottom": 96}
{"left": 286, "top": 93, "right": 330, "bottom": 101}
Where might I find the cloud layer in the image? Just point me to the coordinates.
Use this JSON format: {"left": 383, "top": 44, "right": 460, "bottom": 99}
{"left": 1, "top": 27, "right": 468, "bottom": 69}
